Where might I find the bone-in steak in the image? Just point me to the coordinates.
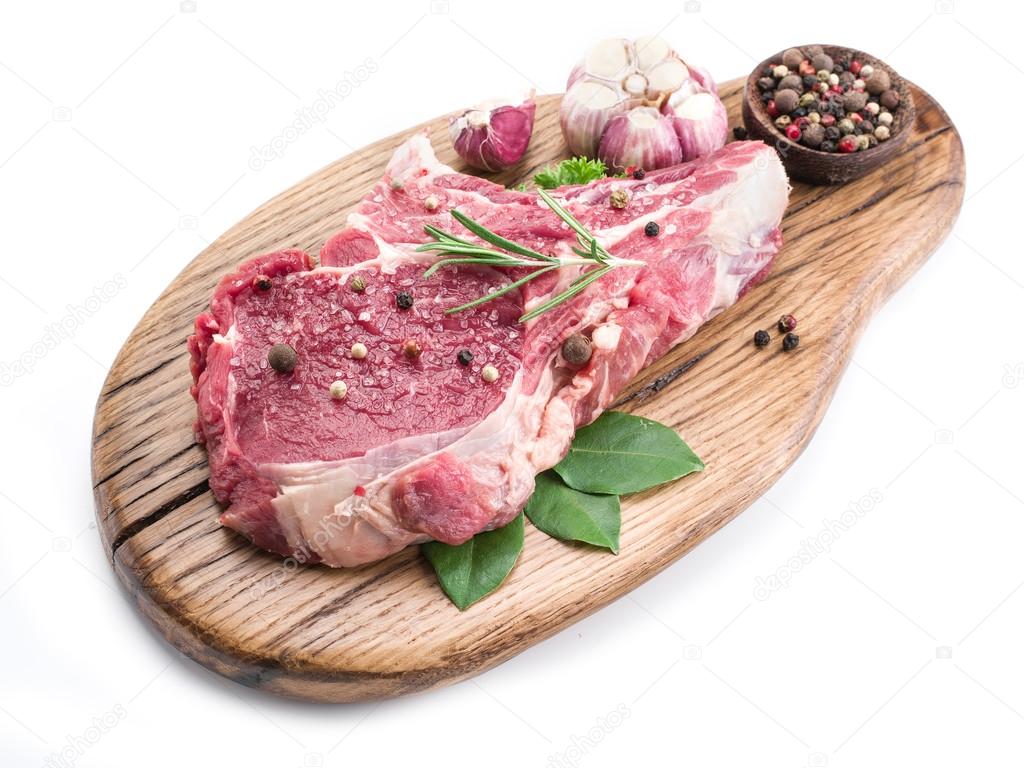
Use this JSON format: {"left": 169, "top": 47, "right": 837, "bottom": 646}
{"left": 189, "top": 134, "right": 788, "bottom": 567}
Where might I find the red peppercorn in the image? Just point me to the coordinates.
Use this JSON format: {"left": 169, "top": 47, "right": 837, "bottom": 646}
{"left": 799, "top": 60, "right": 816, "bottom": 76}
{"left": 850, "top": 112, "right": 863, "bottom": 123}
{"left": 777, "top": 313, "right": 797, "bottom": 333}
{"left": 838, "top": 135, "right": 858, "bottom": 153}
{"left": 354, "top": 485, "right": 366, "bottom": 497}
{"left": 766, "top": 100, "right": 778, "bottom": 118}
{"left": 786, "top": 124, "right": 801, "bottom": 141}
{"left": 795, "top": 116, "right": 810, "bottom": 127}
{"left": 849, "top": 60, "right": 862, "bottom": 76}
{"left": 820, "top": 114, "right": 836, "bottom": 127}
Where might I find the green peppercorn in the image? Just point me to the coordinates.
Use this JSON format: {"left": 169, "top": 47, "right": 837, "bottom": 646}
{"left": 349, "top": 275, "right": 366, "bottom": 292}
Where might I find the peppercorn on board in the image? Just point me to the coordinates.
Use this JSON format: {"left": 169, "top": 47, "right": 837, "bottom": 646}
{"left": 92, "top": 77, "right": 964, "bottom": 703}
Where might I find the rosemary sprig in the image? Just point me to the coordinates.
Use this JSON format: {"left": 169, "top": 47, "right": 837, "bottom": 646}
{"left": 417, "top": 189, "right": 643, "bottom": 322}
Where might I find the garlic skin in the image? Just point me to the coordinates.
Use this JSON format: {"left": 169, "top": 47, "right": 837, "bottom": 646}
{"left": 598, "top": 107, "right": 682, "bottom": 173}
{"left": 448, "top": 94, "right": 536, "bottom": 172}
{"left": 665, "top": 91, "right": 728, "bottom": 162}
{"left": 560, "top": 37, "right": 727, "bottom": 169}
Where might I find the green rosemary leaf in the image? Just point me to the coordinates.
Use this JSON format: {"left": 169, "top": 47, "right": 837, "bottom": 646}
{"left": 423, "top": 256, "right": 519, "bottom": 278}
{"left": 536, "top": 189, "right": 592, "bottom": 245}
{"left": 421, "top": 185, "right": 638, "bottom": 323}
{"left": 422, "top": 224, "right": 474, "bottom": 247}
{"left": 519, "top": 265, "right": 612, "bottom": 322}
{"left": 444, "top": 264, "right": 560, "bottom": 314}
{"left": 451, "top": 209, "right": 554, "bottom": 263}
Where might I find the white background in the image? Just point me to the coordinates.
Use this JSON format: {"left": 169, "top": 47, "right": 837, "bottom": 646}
{"left": 2, "top": 0, "right": 1021, "bottom": 765}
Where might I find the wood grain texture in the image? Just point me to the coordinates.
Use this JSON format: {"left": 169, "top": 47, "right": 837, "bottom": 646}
{"left": 92, "top": 77, "right": 964, "bottom": 703}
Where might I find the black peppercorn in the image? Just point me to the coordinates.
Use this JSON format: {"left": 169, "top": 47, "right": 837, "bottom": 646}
{"left": 754, "top": 329, "right": 771, "bottom": 348}
{"left": 268, "top": 343, "right": 296, "bottom": 373}
{"left": 782, "top": 332, "right": 800, "bottom": 351}
{"left": 757, "top": 77, "right": 776, "bottom": 92}
{"left": 395, "top": 291, "right": 413, "bottom": 309}
{"left": 632, "top": 167, "right": 646, "bottom": 180}
{"left": 825, "top": 126, "right": 841, "bottom": 141}
{"left": 792, "top": 107, "right": 807, "bottom": 118}
{"left": 733, "top": 125, "right": 747, "bottom": 140}
{"left": 820, "top": 140, "right": 836, "bottom": 153}
{"left": 254, "top": 275, "right": 272, "bottom": 291}
{"left": 457, "top": 349, "right": 473, "bottom": 366}
{"left": 644, "top": 221, "right": 660, "bottom": 237}
{"left": 761, "top": 91, "right": 773, "bottom": 104}
{"left": 802, "top": 75, "right": 818, "bottom": 89}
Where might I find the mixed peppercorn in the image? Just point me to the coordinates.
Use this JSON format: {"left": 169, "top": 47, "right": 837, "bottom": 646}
{"left": 260, "top": 275, "right": 508, "bottom": 392}
{"left": 753, "top": 314, "right": 800, "bottom": 352}
{"left": 756, "top": 46, "right": 901, "bottom": 153}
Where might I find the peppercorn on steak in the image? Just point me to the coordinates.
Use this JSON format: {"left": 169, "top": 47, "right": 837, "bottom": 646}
{"left": 188, "top": 134, "right": 788, "bottom": 567}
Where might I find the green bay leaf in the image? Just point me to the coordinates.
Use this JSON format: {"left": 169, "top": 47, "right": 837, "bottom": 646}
{"left": 553, "top": 411, "right": 704, "bottom": 495}
{"left": 525, "top": 471, "right": 620, "bottom": 553}
{"left": 421, "top": 512, "right": 524, "bottom": 610}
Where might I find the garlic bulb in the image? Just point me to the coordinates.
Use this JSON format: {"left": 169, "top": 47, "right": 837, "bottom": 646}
{"left": 560, "top": 37, "right": 727, "bottom": 170}
{"left": 448, "top": 93, "right": 536, "bottom": 172}
{"left": 598, "top": 107, "right": 681, "bottom": 172}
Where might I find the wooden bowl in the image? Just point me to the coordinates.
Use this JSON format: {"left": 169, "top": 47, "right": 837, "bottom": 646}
{"left": 741, "top": 44, "right": 915, "bottom": 185}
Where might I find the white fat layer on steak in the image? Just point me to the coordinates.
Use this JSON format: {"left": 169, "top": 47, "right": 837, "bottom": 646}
{"left": 212, "top": 133, "right": 788, "bottom": 566}
{"left": 265, "top": 368, "right": 527, "bottom": 565}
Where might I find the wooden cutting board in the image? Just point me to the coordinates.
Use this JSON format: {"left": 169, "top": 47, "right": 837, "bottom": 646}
{"left": 92, "top": 77, "right": 964, "bottom": 702}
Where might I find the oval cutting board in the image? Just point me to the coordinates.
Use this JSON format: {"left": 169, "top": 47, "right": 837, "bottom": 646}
{"left": 92, "top": 77, "right": 964, "bottom": 702}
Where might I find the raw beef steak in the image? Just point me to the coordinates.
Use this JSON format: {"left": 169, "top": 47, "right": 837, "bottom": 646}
{"left": 189, "top": 134, "right": 788, "bottom": 566}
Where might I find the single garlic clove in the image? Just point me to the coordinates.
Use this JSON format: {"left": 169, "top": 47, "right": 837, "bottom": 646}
{"left": 687, "top": 65, "right": 719, "bottom": 96}
{"left": 645, "top": 58, "right": 689, "bottom": 99}
{"left": 584, "top": 37, "right": 632, "bottom": 79}
{"left": 598, "top": 107, "right": 682, "bottom": 173}
{"left": 633, "top": 35, "right": 672, "bottom": 71}
{"left": 559, "top": 79, "right": 629, "bottom": 158}
{"left": 449, "top": 93, "right": 536, "bottom": 172}
{"left": 664, "top": 91, "right": 728, "bottom": 162}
